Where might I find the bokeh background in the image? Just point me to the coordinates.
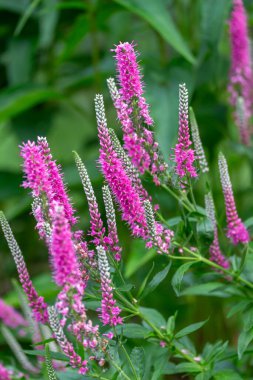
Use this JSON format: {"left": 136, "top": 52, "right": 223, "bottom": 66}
{"left": 1, "top": 0, "right": 253, "bottom": 370}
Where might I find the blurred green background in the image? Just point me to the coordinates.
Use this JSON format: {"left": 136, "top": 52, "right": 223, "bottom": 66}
{"left": 1, "top": 0, "right": 253, "bottom": 364}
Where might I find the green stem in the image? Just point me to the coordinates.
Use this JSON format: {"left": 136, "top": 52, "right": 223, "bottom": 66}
{"left": 110, "top": 358, "right": 132, "bottom": 380}
{"left": 173, "top": 243, "right": 253, "bottom": 290}
{"left": 120, "top": 343, "right": 140, "bottom": 380}
{"left": 161, "top": 184, "right": 194, "bottom": 213}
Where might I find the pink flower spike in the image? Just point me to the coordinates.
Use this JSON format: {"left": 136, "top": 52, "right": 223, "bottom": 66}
{"left": 95, "top": 94, "right": 148, "bottom": 239}
{"left": 0, "top": 298, "right": 27, "bottom": 329}
{"left": 0, "top": 363, "right": 11, "bottom": 380}
{"left": 50, "top": 202, "right": 79, "bottom": 287}
{"left": 205, "top": 192, "right": 230, "bottom": 268}
{"left": 37, "top": 137, "right": 77, "bottom": 225}
{"left": 0, "top": 212, "right": 48, "bottom": 324}
{"left": 218, "top": 153, "right": 249, "bottom": 245}
{"left": 174, "top": 83, "right": 197, "bottom": 182}
{"left": 228, "top": 0, "right": 252, "bottom": 145}
{"left": 109, "top": 44, "right": 166, "bottom": 184}
{"left": 209, "top": 229, "right": 230, "bottom": 269}
{"left": 97, "top": 246, "right": 122, "bottom": 326}
{"left": 114, "top": 42, "right": 153, "bottom": 125}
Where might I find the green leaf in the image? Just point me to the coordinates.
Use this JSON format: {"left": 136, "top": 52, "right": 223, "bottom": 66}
{"left": 181, "top": 282, "right": 229, "bottom": 298}
{"left": 140, "top": 307, "right": 166, "bottom": 328}
{"left": 39, "top": 0, "right": 59, "bottom": 49}
{"left": 141, "top": 262, "right": 171, "bottom": 299}
{"left": 227, "top": 300, "right": 251, "bottom": 318}
{"left": 130, "top": 347, "right": 145, "bottom": 379}
{"left": 214, "top": 370, "right": 243, "bottom": 380}
{"left": 238, "top": 328, "right": 253, "bottom": 359}
{"left": 0, "top": 0, "right": 27, "bottom": 13}
{"left": 125, "top": 239, "right": 156, "bottom": 278}
{"left": 137, "top": 262, "right": 155, "bottom": 298}
{"left": 114, "top": 0, "right": 195, "bottom": 64}
{"left": 57, "top": 15, "right": 89, "bottom": 62}
{"left": 0, "top": 86, "right": 61, "bottom": 123}
{"left": 166, "top": 313, "right": 177, "bottom": 336}
{"left": 14, "top": 0, "right": 42, "bottom": 35}
{"left": 201, "top": 0, "right": 232, "bottom": 48}
{"left": 175, "top": 362, "right": 201, "bottom": 374}
{"left": 24, "top": 349, "right": 69, "bottom": 362}
{"left": 175, "top": 319, "right": 208, "bottom": 339}
{"left": 171, "top": 262, "right": 196, "bottom": 296}
{"left": 115, "top": 323, "right": 149, "bottom": 339}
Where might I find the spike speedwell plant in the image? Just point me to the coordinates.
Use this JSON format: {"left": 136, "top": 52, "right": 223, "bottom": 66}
{"left": 1, "top": 36, "right": 253, "bottom": 379}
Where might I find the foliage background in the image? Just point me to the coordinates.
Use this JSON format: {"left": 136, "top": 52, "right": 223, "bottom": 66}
{"left": 1, "top": 0, "right": 253, "bottom": 375}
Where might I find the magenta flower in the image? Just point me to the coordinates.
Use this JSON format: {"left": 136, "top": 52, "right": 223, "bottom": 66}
{"left": 205, "top": 193, "right": 229, "bottom": 268}
{"left": 0, "top": 212, "right": 48, "bottom": 324}
{"left": 109, "top": 42, "right": 166, "bottom": 184}
{"left": 97, "top": 246, "right": 122, "bottom": 326}
{"left": 37, "top": 137, "right": 77, "bottom": 225}
{"left": 218, "top": 153, "right": 249, "bottom": 245}
{"left": 228, "top": 0, "right": 252, "bottom": 144}
{"left": 95, "top": 94, "right": 148, "bottom": 239}
{"left": 0, "top": 363, "right": 11, "bottom": 380}
{"left": 0, "top": 298, "right": 27, "bottom": 329}
{"left": 50, "top": 203, "right": 79, "bottom": 287}
{"left": 209, "top": 229, "right": 230, "bottom": 269}
{"left": 174, "top": 83, "right": 197, "bottom": 182}
{"left": 20, "top": 137, "right": 76, "bottom": 240}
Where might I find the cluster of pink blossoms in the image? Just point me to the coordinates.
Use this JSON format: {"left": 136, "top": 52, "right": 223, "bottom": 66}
{"left": 228, "top": 0, "right": 253, "bottom": 144}
{"left": 109, "top": 42, "right": 166, "bottom": 185}
{"left": 0, "top": 298, "right": 27, "bottom": 331}
{"left": 0, "top": 364, "right": 12, "bottom": 380}
{"left": 95, "top": 94, "right": 173, "bottom": 253}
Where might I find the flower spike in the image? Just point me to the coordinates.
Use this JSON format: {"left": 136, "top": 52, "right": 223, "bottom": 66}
{"left": 96, "top": 94, "right": 148, "bottom": 238}
{"left": 97, "top": 246, "right": 122, "bottom": 326}
{"left": 74, "top": 151, "right": 105, "bottom": 246}
{"left": 205, "top": 193, "right": 229, "bottom": 268}
{"left": 228, "top": 0, "right": 252, "bottom": 144}
{"left": 48, "top": 306, "right": 88, "bottom": 375}
{"left": 218, "top": 153, "right": 249, "bottom": 244}
{"left": 0, "top": 212, "right": 48, "bottom": 323}
{"left": 174, "top": 84, "right": 197, "bottom": 182}
{"left": 102, "top": 185, "right": 122, "bottom": 261}
{"left": 189, "top": 107, "right": 209, "bottom": 173}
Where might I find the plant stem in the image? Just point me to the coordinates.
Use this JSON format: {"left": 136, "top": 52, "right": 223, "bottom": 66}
{"left": 120, "top": 343, "right": 140, "bottom": 380}
{"left": 161, "top": 184, "right": 194, "bottom": 213}
{"left": 173, "top": 243, "right": 253, "bottom": 290}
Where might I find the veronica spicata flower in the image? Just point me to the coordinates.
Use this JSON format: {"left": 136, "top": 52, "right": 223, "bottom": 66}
{"left": 174, "top": 84, "right": 197, "bottom": 183}
{"left": 218, "top": 153, "right": 249, "bottom": 244}
{"left": 228, "top": 0, "right": 252, "bottom": 144}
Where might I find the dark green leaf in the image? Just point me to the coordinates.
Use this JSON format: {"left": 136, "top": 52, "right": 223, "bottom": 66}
{"left": 130, "top": 347, "right": 145, "bottom": 379}
{"left": 114, "top": 0, "right": 195, "bottom": 63}
{"left": 175, "top": 319, "right": 208, "bottom": 339}
{"left": 171, "top": 262, "right": 196, "bottom": 296}
{"left": 140, "top": 307, "right": 166, "bottom": 328}
{"left": 115, "top": 323, "right": 149, "bottom": 339}
{"left": 141, "top": 262, "right": 171, "bottom": 299}
{"left": 0, "top": 87, "right": 61, "bottom": 123}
